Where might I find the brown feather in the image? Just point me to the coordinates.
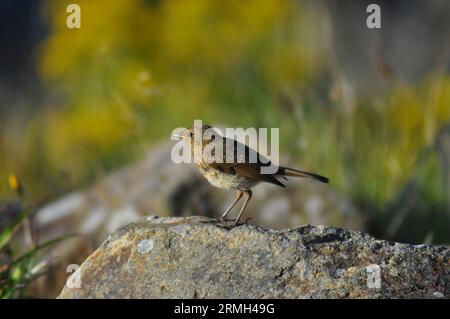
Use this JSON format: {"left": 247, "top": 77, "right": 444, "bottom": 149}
{"left": 278, "top": 166, "right": 329, "bottom": 183}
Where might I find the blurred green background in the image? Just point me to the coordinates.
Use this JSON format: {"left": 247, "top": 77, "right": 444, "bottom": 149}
{"left": 1, "top": 0, "right": 449, "bottom": 247}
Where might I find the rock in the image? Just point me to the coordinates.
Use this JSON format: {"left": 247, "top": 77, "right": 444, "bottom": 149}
{"left": 58, "top": 216, "right": 449, "bottom": 299}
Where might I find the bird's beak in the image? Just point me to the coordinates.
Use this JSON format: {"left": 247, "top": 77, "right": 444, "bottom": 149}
{"left": 172, "top": 134, "right": 182, "bottom": 140}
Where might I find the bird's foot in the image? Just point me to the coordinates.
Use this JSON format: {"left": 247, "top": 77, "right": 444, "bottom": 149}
{"left": 233, "top": 218, "right": 252, "bottom": 226}
{"left": 211, "top": 217, "right": 252, "bottom": 229}
{"left": 219, "top": 216, "right": 233, "bottom": 223}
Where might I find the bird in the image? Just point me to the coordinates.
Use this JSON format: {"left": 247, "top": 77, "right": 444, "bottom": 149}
{"left": 174, "top": 124, "right": 329, "bottom": 225}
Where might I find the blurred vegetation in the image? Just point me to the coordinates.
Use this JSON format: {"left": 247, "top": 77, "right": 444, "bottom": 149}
{"left": 0, "top": 0, "right": 449, "bottom": 243}
{"left": 0, "top": 176, "right": 71, "bottom": 298}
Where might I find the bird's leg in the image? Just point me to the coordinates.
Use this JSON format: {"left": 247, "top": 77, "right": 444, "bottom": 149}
{"left": 234, "top": 190, "right": 252, "bottom": 225}
{"left": 220, "top": 190, "right": 243, "bottom": 221}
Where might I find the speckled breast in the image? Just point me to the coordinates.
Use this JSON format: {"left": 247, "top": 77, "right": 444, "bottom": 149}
{"left": 197, "top": 163, "right": 257, "bottom": 190}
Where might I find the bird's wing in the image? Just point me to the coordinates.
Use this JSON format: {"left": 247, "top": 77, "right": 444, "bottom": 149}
{"left": 208, "top": 137, "right": 285, "bottom": 187}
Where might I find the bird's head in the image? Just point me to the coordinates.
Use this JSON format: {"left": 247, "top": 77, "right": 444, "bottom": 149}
{"left": 174, "top": 124, "right": 217, "bottom": 147}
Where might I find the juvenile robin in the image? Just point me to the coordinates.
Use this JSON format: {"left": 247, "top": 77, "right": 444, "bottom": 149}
{"left": 174, "top": 124, "right": 329, "bottom": 225}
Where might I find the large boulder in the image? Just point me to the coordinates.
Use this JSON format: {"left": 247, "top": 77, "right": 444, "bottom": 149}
{"left": 58, "top": 216, "right": 449, "bottom": 299}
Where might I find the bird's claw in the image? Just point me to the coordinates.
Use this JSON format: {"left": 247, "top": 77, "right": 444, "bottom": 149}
{"left": 233, "top": 217, "right": 252, "bottom": 226}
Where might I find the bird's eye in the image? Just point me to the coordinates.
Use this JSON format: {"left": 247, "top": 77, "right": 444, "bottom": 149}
{"left": 188, "top": 131, "right": 193, "bottom": 137}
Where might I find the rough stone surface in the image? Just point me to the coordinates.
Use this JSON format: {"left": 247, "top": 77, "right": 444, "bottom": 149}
{"left": 58, "top": 216, "right": 449, "bottom": 299}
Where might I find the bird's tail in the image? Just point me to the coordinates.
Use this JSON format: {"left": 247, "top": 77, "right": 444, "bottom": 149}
{"left": 278, "top": 166, "right": 329, "bottom": 183}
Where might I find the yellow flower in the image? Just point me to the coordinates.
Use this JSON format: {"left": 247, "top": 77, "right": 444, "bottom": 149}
{"left": 8, "top": 174, "right": 24, "bottom": 196}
